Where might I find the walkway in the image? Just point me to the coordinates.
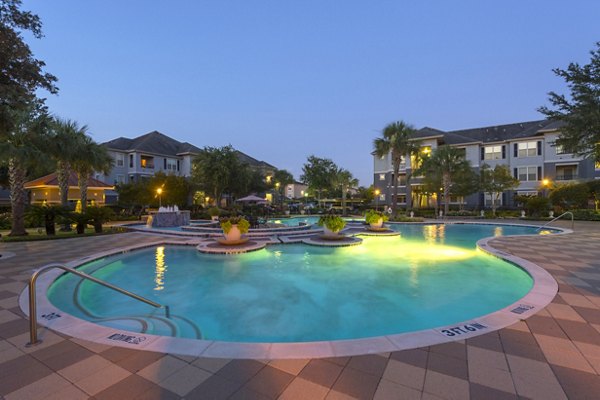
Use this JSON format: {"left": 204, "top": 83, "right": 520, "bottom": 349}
{"left": 0, "top": 221, "right": 599, "bottom": 399}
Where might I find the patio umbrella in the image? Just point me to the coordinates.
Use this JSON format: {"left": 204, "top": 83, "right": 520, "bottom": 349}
{"left": 236, "top": 195, "right": 268, "bottom": 203}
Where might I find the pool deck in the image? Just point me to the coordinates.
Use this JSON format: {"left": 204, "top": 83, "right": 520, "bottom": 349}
{"left": 0, "top": 220, "right": 599, "bottom": 399}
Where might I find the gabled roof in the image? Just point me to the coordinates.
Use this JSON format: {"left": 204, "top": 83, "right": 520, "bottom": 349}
{"left": 103, "top": 131, "right": 202, "bottom": 156}
{"left": 413, "top": 127, "right": 446, "bottom": 139}
{"left": 25, "top": 172, "right": 113, "bottom": 189}
{"left": 235, "top": 150, "right": 276, "bottom": 170}
{"left": 446, "top": 120, "right": 554, "bottom": 143}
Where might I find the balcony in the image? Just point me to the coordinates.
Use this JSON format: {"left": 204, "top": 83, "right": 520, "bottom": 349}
{"left": 555, "top": 174, "right": 578, "bottom": 181}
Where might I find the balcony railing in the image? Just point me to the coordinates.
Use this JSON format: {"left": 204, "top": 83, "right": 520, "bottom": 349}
{"left": 555, "top": 174, "right": 578, "bottom": 181}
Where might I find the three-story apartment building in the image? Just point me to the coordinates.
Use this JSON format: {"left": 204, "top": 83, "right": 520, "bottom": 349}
{"left": 97, "top": 131, "right": 276, "bottom": 184}
{"left": 373, "top": 120, "right": 600, "bottom": 209}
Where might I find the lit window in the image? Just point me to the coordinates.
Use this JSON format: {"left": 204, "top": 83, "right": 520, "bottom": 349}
{"left": 379, "top": 174, "right": 385, "bottom": 180}
{"left": 484, "top": 145, "right": 502, "bottom": 160}
{"left": 518, "top": 166, "right": 538, "bottom": 181}
{"left": 518, "top": 141, "right": 538, "bottom": 157}
{"left": 140, "top": 155, "right": 154, "bottom": 169}
{"left": 379, "top": 194, "right": 385, "bottom": 201}
{"left": 595, "top": 161, "right": 600, "bottom": 170}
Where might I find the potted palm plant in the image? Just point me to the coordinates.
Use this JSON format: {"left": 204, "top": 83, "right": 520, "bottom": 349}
{"left": 365, "top": 209, "right": 389, "bottom": 229}
{"left": 208, "top": 207, "right": 220, "bottom": 221}
{"left": 317, "top": 214, "right": 346, "bottom": 237}
{"left": 219, "top": 216, "right": 250, "bottom": 242}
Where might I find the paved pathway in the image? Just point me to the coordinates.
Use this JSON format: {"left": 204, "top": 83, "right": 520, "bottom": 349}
{"left": 0, "top": 221, "right": 599, "bottom": 399}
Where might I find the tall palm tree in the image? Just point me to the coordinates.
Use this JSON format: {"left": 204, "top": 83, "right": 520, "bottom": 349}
{"left": 48, "top": 118, "right": 82, "bottom": 209}
{"left": 331, "top": 168, "right": 358, "bottom": 216}
{"left": 71, "top": 132, "right": 113, "bottom": 212}
{"left": 373, "top": 121, "right": 419, "bottom": 215}
{"left": 0, "top": 109, "right": 50, "bottom": 236}
{"left": 425, "top": 146, "right": 472, "bottom": 216}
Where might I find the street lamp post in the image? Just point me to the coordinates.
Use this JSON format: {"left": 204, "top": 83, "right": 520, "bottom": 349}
{"left": 541, "top": 178, "right": 550, "bottom": 198}
{"left": 374, "top": 189, "right": 380, "bottom": 211}
{"left": 157, "top": 188, "right": 163, "bottom": 208}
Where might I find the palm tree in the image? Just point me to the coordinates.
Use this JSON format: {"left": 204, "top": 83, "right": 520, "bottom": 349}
{"left": 49, "top": 118, "right": 82, "bottom": 209}
{"left": 373, "top": 121, "right": 419, "bottom": 215}
{"left": 0, "top": 108, "right": 50, "bottom": 236}
{"left": 425, "top": 146, "right": 472, "bottom": 216}
{"left": 71, "top": 132, "right": 113, "bottom": 212}
{"left": 331, "top": 168, "right": 358, "bottom": 216}
{"left": 47, "top": 118, "right": 83, "bottom": 230}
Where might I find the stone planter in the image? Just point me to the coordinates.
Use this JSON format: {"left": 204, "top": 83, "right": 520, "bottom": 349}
{"left": 369, "top": 218, "right": 384, "bottom": 229}
{"left": 323, "top": 226, "right": 341, "bottom": 237}
{"left": 224, "top": 224, "right": 242, "bottom": 241}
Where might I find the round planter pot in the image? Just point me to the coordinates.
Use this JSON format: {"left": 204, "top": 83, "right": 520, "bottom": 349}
{"left": 224, "top": 224, "right": 242, "bottom": 241}
{"left": 369, "top": 218, "right": 384, "bottom": 229}
{"left": 323, "top": 226, "right": 340, "bottom": 237}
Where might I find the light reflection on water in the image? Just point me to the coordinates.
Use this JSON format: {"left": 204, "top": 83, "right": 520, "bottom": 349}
{"left": 154, "top": 246, "right": 167, "bottom": 291}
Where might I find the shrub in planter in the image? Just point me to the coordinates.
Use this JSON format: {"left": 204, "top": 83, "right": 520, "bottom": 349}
{"left": 365, "top": 209, "right": 389, "bottom": 228}
{"left": 317, "top": 214, "right": 346, "bottom": 235}
{"left": 220, "top": 216, "right": 250, "bottom": 241}
{"left": 208, "top": 207, "right": 221, "bottom": 221}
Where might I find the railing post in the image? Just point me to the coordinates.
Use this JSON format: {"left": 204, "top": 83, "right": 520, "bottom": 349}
{"left": 27, "top": 274, "right": 40, "bottom": 346}
{"left": 26, "top": 263, "right": 171, "bottom": 347}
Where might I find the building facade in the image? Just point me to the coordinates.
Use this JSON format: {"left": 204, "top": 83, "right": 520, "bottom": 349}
{"left": 373, "top": 120, "right": 600, "bottom": 209}
{"left": 98, "top": 131, "right": 276, "bottom": 185}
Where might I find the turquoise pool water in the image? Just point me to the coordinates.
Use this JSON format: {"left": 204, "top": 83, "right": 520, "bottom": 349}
{"left": 48, "top": 224, "right": 545, "bottom": 343}
{"left": 268, "top": 216, "right": 320, "bottom": 226}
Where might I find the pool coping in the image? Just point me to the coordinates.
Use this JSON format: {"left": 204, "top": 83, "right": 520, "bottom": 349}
{"left": 19, "top": 222, "right": 565, "bottom": 360}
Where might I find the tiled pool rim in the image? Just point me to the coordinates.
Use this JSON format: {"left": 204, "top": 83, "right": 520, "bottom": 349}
{"left": 19, "top": 222, "right": 567, "bottom": 360}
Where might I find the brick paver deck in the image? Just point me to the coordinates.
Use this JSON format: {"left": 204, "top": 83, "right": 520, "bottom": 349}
{"left": 0, "top": 221, "right": 599, "bottom": 399}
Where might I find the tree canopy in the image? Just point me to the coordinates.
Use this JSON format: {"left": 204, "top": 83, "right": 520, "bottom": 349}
{"left": 539, "top": 42, "right": 600, "bottom": 161}
{"left": 300, "top": 155, "right": 337, "bottom": 202}
{"left": 0, "top": 0, "right": 57, "bottom": 136}
{"left": 480, "top": 164, "right": 519, "bottom": 215}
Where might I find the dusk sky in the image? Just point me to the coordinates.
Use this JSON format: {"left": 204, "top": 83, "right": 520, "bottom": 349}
{"left": 23, "top": 1, "right": 600, "bottom": 185}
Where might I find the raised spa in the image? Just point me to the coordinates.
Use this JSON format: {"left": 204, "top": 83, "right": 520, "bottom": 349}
{"left": 47, "top": 224, "right": 550, "bottom": 343}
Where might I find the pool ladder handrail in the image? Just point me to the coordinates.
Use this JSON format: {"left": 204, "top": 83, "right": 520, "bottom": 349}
{"left": 26, "top": 263, "right": 170, "bottom": 346}
{"left": 535, "top": 211, "right": 574, "bottom": 231}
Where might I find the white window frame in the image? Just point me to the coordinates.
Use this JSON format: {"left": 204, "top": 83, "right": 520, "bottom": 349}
{"left": 115, "top": 153, "right": 125, "bottom": 167}
{"left": 518, "top": 141, "right": 538, "bottom": 157}
{"left": 116, "top": 175, "right": 125, "bottom": 184}
{"left": 484, "top": 193, "right": 502, "bottom": 207}
{"left": 166, "top": 158, "right": 177, "bottom": 171}
{"left": 484, "top": 145, "right": 502, "bottom": 160}
{"left": 379, "top": 194, "right": 385, "bottom": 201}
{"left": 518, "top": 166, "right": 538, "bottom": 182}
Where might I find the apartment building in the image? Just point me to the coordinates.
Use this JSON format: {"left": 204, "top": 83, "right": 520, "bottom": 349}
{"left": 373, "top": 120, "right": 600, "bottom": 209}
{"left": 97, "top": 131, "right": 276, "bottom": 184}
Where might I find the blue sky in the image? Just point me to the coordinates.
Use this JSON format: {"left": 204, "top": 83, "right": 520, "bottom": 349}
{"left": 23, "top": 1, "right": 600, "bottom": 185}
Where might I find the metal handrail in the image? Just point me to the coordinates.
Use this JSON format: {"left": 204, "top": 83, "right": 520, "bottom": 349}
{"left": 536, "top": 211, "right": 574, "bottom": 231}
{"left": 27, "top": 263, "right": 170, "bottom": 346}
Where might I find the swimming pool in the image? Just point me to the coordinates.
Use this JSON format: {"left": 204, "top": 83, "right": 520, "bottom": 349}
{"left": 268, "top": 216, "right": 320, "bottom": 226}
{"left": 47, "top": 224, "right": 550, "bottom": 343}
